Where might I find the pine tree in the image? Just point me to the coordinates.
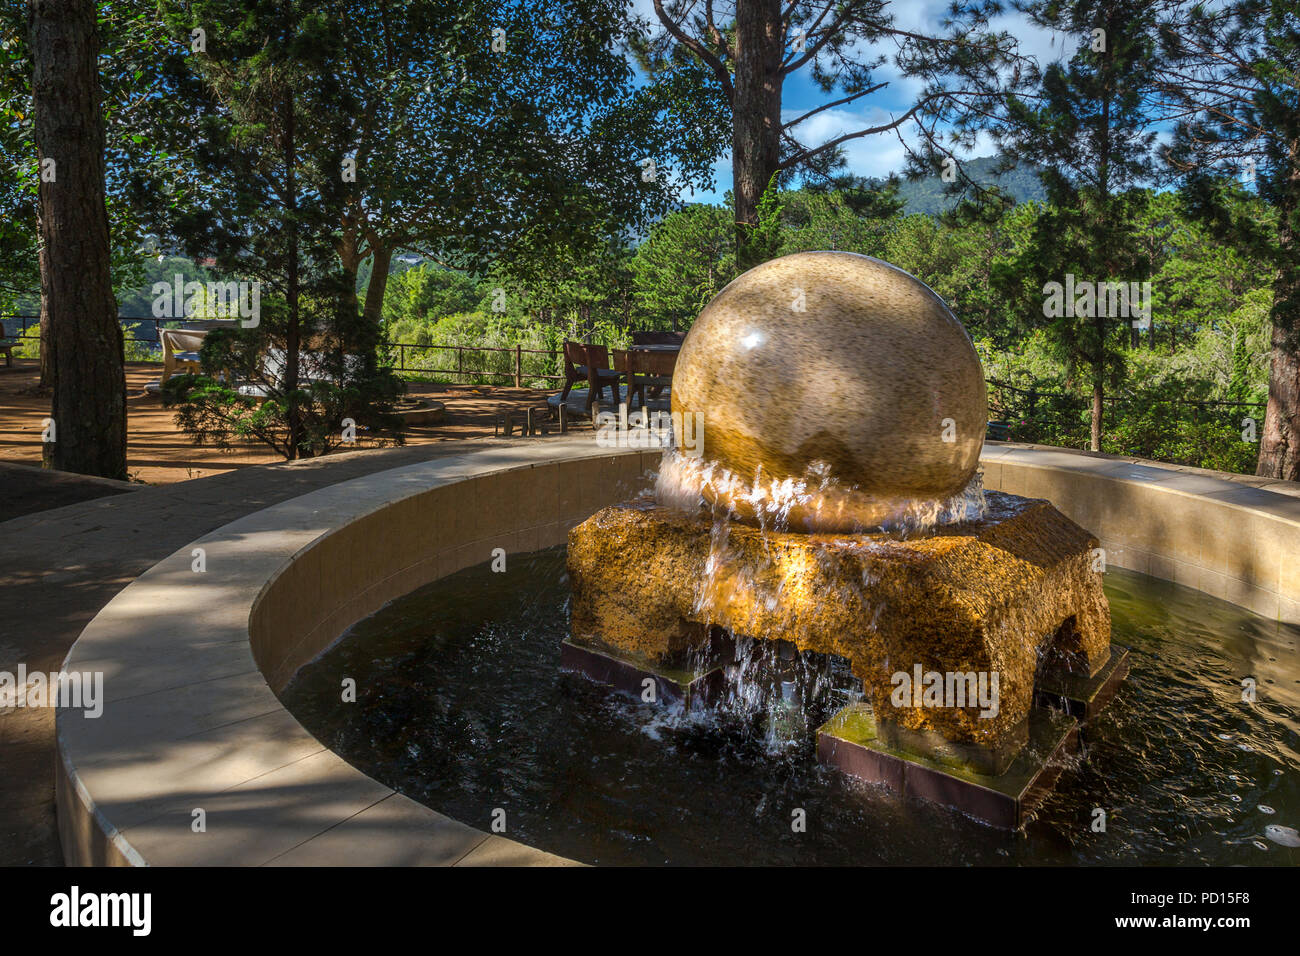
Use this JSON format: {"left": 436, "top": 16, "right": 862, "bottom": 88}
{"left": 1158, "top": 0, "right": 1300, "bottom": 479}
{"left": 994, "top": 0, "right": 1160, "bottom": 451}
{"left": 28, "top": 0, "right": 126, "bottom": 478}
{"left": 159, "top": 0, "right": 401, "bottom": 459}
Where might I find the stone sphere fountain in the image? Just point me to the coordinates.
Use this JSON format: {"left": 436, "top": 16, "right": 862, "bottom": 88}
{"left": 564, "top": 251, "right": 1129, "bottom": 828}
{"left": 666, "top": 251, "right": 987, "bottom": 531}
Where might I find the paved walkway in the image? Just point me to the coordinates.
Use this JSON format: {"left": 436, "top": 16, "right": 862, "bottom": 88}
{"left": 0, "top": 437, "right": 528, "bottom": 865}
{"left": 0, "top": 462, "right": 141, "bottom": 523}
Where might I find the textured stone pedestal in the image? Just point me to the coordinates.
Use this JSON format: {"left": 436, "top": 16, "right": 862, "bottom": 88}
{"left": 816, "top": 703, "right": 1079, "bottom": 829}
{"left": 567, "top": 490, "right": 1111, "bottom": 759}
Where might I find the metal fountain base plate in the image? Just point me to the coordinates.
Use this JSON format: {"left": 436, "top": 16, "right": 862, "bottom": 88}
{"left": 817, "top": 703, "right": 1079, "bottom": 830}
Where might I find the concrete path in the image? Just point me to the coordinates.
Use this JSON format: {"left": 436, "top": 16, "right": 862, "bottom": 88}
{"left": 0, "top": 462, "right": 141, "bottom": 523}
{"left": 0, "top": 437, "right": 519, "bottom": 865}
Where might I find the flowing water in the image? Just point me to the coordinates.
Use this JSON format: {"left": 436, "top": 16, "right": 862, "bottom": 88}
{"left": 281, "top": 548, "right": 1300, "bottom": 866}
{"left": 654, "top": 447, "right": 990, "bottom": 536}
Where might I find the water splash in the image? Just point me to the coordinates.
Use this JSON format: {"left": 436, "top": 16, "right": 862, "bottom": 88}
{"left": 655, "top": 446, "right": 987, "bottom": 537}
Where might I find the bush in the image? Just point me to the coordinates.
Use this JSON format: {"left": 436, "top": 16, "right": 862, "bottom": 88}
{"left": 165, "top": 305, "right": 406, "bottom": 460}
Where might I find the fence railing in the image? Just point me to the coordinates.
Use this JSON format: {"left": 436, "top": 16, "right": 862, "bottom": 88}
{"left": 1, "top": 316, "right": 1272, "bottom": 411}
{"left": 1, "top": 314, "right": 564, "bottom": 387}
{"left": 987, "top": 377, "right": 1266, "bottom": 414}
{"left": 985, "top": 377, "right": 1267, "bottom": 445}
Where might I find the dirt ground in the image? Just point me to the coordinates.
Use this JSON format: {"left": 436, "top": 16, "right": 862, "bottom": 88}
{"left": 0, "top": 358, "right": 578, "bottom": 485}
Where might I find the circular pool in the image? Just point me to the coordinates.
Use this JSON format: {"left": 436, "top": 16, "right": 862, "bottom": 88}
{"left": 281, "top": 548, "right": 1300, "bottom": 866}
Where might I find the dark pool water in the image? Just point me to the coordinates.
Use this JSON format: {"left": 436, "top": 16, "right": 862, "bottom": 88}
{"left": 282, "top": 548, "right": 1300, "bottom": 865}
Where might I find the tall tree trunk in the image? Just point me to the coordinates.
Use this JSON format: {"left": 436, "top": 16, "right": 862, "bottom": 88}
{"left": 1257, "top": 158, "right": 1300, "bottom": 480}
{"left": 283, "top": 87, "right": 302, "bottom": 460}
{"left": 731, "top": 0, "right": 784, "bottom": 271}
{"left": 39, "top": 311, "right": 53, "bottom": 388}
{"left": 1258, "top": 312, "right": 1299, "bottom": 480}
{"left": 1090, "top": 375, "right": 1103, "bottom": 452}
{"left": 1091, "top": 312, "right": 1105, "bottom": 452}
{"left": 29, "top": 0, "right": 125, "bottom": 479}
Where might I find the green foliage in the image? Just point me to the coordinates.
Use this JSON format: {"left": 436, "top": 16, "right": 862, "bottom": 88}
{"left": 631, "top": 204, "right": 735, "bottom": 330}
{"left": 0, "top": 0, "right": 178, "bottom": 312}
{"left": 122, "top": 322, "right": 160, "bottom": 362}
{"left": 379, "top": 266, "right": 483, "bottom": 327}
{"left": 153, "top": 0, "right": 406, "bottom": 459}
{"left": 162, "top": 314, "right": 404, "bottom": 457}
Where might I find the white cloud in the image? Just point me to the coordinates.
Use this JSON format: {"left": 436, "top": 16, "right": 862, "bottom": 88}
{"left": 784, "top": 105, "right": 911, "bottom": 179}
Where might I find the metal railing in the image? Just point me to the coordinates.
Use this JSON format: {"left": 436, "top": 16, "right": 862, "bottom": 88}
{"left": 1, "top": 314, "right": 564, "bottom": 387}
{"left": 985, "top": 377, "right": 1267, "bottom": 446}
{"left": 1, "top": 316, "right": 1271, "bottom": 407}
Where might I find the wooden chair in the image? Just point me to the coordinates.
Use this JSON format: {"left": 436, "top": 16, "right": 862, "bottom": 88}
{"left": 612, "top": 348, "right": 635, "bottom": 404}
{"left": 559, "top": 341, "right": 620, "bottom": 410}
{"left": 559, "top": 341, "right": 587, "bottom": 403}
{"left": 581, "top": 343, "right": 623, "bottom": 409}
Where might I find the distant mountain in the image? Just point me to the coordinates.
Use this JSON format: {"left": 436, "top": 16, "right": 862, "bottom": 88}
{"left": 894, "top": 156, "right": 1047, "bottom": 215}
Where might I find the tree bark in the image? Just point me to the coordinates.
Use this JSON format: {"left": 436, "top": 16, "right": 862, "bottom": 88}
{"left": 362, "top": 243, "right": 392, "bottom": 326}
{"left": 1090, "top": 376, "right": 1103, "bottom": 452}
{"left": 1257, "top": 313, "right": 1299, "bottom": 480}
{"left": 731, "top": 0, "right": 784, "bottom": 270}
{"left": 1091, "top": 312, "right": 1105, "bottom": 452}
{"left": 29, "top": 0, "right": 126, "bottom": 479}
{"left": 283, "top": 87, "right": 302, "bottom": 460}
{"left": 1256, "top": 152, "right": 1300, "bottom": 480}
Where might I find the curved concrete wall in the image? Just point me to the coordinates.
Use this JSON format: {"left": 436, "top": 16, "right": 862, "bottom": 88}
{"left": 57, "top": 442, "right": 659, "bottom": 867}
{"left": 983, "top": 444, "right": 1300, "bottom": 625}
{"left": 56, "top": 440, "right": 1300, "bottom": 866}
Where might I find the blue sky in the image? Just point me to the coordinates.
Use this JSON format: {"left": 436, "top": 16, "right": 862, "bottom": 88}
{"left": 630, "top": 0, "right": 1068, "bottom": 203}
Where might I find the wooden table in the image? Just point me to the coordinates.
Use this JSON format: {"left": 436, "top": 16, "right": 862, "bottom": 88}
{"left": 626, "top": 344, "right": 678, "bottom": 405}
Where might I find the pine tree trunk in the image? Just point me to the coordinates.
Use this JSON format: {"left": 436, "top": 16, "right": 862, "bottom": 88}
{"left": 39, "top": 311, "right": 53, "bottom": 388}
{"left": 1091, "top": 377, "right": 1103, "bottom": 452}
{"left": 732, "top": 0, "right": 784, "bottom": 271}
{"left": 1256, "top": 155, "right": 1300, "bottom": 480}
{"left": 283, "top": 87, "right": 302, "bottom": 460}
{"left": 29, "top": 0, "right": 126, "bottom": 479}
{"left": 1257, "top": 311, "right": 1299, "bottom": 480}
{"left": 1091, "top": 310, "right": 1105, "bottom": 452}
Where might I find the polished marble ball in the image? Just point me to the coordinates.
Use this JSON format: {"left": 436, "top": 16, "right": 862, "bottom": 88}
{"left": 669, "top": 251, "right": 987, "bottom": 530}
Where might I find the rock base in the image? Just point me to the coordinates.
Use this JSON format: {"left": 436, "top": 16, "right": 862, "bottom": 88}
{"left": 567, "top": 490, "right": 1111, "bottom": 754}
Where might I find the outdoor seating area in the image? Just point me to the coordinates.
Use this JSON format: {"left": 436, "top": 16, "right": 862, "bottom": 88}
{"left": 146, "top": 322, "right": 370, "bottom": 402}
{"left": 556, "top": 334, "right": 684, "bottom": 417}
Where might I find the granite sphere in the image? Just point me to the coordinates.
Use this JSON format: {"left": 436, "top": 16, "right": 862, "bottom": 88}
{"left": 668, "top": 251, "right": 987, "bottom": 531}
